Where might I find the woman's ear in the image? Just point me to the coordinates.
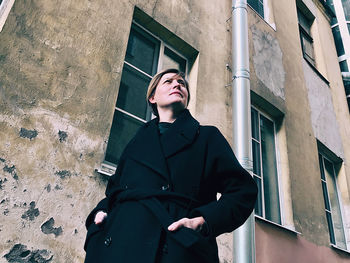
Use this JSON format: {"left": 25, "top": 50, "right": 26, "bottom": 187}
{"left": 149, "top": 96, "right": 156, "bottom": 104}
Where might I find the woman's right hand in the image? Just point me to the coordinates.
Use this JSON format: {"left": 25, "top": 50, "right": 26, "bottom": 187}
{"left": 94, "top": 211, "right": 107, "bottom": 225}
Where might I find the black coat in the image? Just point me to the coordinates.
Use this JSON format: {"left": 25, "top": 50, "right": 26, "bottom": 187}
{"left": 84, "top": 109, "right": 257, "bottom": 263}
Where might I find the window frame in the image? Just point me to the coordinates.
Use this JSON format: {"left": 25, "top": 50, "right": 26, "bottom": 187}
{"left": 251, "top": 106, "right": 283, "bottom": 225}
{"left": 318, "top": 152, "right": 348, "bottom": 250}
{"left": 247, "top": 0, "right": 265, "bottom": 19}
{"left": 297, "top": 7, "right": 316, "bottom": 67}
{"left": 97, "top": 21, "right": 189, "bottom": 176}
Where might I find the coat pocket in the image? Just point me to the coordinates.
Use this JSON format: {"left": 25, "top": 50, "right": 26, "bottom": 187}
{"left": 84, "top": 223, "right": 102, "bottom": 251}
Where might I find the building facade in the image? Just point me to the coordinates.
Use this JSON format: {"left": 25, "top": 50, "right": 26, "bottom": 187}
{"left": 0, "top": 0, "right": 350, "bottom": 262}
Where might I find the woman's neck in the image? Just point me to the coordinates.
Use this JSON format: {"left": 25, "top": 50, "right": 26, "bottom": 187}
{"left": 157, "top": 107, "right": 184, "bottom": 123}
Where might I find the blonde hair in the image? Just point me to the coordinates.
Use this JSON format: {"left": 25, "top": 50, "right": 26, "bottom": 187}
{"left": 146, "top": 68, "right": 190, "bottom": 117}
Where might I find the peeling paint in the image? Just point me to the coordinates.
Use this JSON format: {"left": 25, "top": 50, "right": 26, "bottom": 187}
{"left": 0, "top": 177, "right": 7, "bottom": 189}
{"left": 251, "top": 25, "right": 285, "bottom": 99}
{"left": 41, "top": 218, "right": 63, "bottom": 237}
{"left": 54, "top": 184, "right": 62, "bottom": 190}
{"left": 4, "top": 243, "right": 53, "bottom": 263}
{"left": 58, "top": 130, "right": 68, "bottom": 142}
{"left": 3, "top": 164, "right": 18, "bottom": 180}
{"left": 21, "top": 201, "right": 40, "bottom": 221}
{"left": 44, "top": 184, "right": 51, "bottom": 192}
{"left": 19, "top": 128, "right": 38, "bottom": 140}
{"left": 54, "top": 170, "right": 71, "bottom": 179}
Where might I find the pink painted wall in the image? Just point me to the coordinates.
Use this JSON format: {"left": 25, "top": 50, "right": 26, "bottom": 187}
{"left": 255, "top": 220, "right": 350, "bottom": 263}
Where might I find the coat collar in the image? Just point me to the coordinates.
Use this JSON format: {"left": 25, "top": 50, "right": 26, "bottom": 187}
{"left": 127, "top": 109, "right": 199, "bottom": 180}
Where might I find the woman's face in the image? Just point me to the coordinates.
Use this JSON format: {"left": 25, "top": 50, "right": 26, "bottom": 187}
{"left": 149, "top": 73, "right": 189, "bottom": 111}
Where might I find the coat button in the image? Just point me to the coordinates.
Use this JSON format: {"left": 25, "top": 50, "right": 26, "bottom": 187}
{"left": 161, "top": 184, "right": 169, "bottom": 191}
{"left": 104, "top": 237, "right": 112, "bottom": 246}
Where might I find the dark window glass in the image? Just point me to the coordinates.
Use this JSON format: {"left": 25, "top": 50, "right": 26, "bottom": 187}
{"left": 116, "top": 64, "right": 151, "bottom": 120}
{"left": 297, "top": 9, "right": 312, "bottom": 35}
{"left": 252, "top": 140, "right": 261, "bottom": 176}
{"left": 125, "top": 26, "right": 160, "bottom": 75}
{"left": 106, "top": 25, "right": 159, "bottom": 164}
{"left": 347, "top": 23, "right": 350, "bottom": 35}
{"left": 0, "top": 0, "right": 3, "bottom": 6}
{"left": 161, "top": 47, "right": 186, "bottom": 73}
{"left": 105, "top": 111, "right": 144, "bottom": 164}
{"left": 326, "top": 211, "right": 336, "bottom": 244}
{"left": 342, "top": 0, "right": 350, "bottom": 21}
{"left": 248, "top": 0, "right": 264, "bottom": 18}
{"left": 332, "top": 26, "right": 345, "bottom": 57}
{"left": 251, "top": 108, "right": 280, "bottom": 224}
{"left": 254, "top": 177, "right": 263, "bottom": 217}
{"left": 340, "top": 60, "right": 349, "bottom": 72}
{"left": 260, "top": 115, "right": 281, "bottom": 224}
{"left": 251, "top": 108, "right": 259, "bottom": 140}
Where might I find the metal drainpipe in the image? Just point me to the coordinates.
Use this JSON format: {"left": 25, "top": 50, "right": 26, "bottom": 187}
{"left": 231, "top": 1, "right": 256, "bottom": 263}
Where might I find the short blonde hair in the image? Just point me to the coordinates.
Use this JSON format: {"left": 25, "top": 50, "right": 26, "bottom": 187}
{"left": 146, "top": 68, "right": 190, "bottom": 117}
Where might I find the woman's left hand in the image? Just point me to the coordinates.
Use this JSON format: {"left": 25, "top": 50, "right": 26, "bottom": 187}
{"left": 168, "top": 216, "right": 205, "bottom": 231}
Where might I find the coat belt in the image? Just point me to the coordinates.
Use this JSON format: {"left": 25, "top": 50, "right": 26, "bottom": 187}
{"left": 111, "top": 189, "right": 203, "bottom": 248}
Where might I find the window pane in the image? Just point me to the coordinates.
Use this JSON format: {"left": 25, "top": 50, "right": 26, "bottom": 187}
{"left": 348, "top": 23, "right": 350, "bottom": 35}
{"left": 248, "top": 0, "right": 264, "bottom": 17}
{"left": 252, "top": 140, "right": 261, "bottom": 176}
{"left": 326, "top": 211, "right": 336, "bottom": 245}
{"left": 322, "top": 181, "right": 331, "bottom": 211}
{"left": 302, "top": 33, "right": 315, "bottom": 65}
{"left": 260, "top": 115, "right": 281, "bottom": 224}
{"left": 254, "top": 176, "right": 263, "bottom": 217}
{"left": 116, "top": 64, "right": 151, "bottom": 120}
{"left": 161, "top": 47, "right": 186, "bottom": 72}
{"left": 332, "top": 26, "right": 345, "bottom": 57}
{"left": 298, "top": 9, "right": 312, "bottom": 35}
{"left": 105, "top": 111, "right": 144, "bottom": 164}
{"left": 340, "top": 60, "right": 349, "bottom": 72}
{"left": 251, "top": 108, "right": 259, "bottom": 140}
{"left": 319, "top": 154, "right": 326, "bottom": 180}
{"left": 342, "top": 0, "right": 350, "bottom": 21}
{"left": 324, "top": 158, "right": 346, "bottom": 248}
{"left": 125, "top": 25, "right": 160, "bottom": 75}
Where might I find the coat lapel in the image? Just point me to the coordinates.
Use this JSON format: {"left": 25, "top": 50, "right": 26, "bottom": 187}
{"left": 126, "top": 109, "right": 199, "bottom": 180}
{"left": 127, "top": 119, "right": 169, "bottom": 180}
{"left": 160, "top": 109, "right": 200, "bottom": 158}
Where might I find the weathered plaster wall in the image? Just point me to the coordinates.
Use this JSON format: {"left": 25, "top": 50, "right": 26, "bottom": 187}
{"left": 1, "top": 0, "right": 350, "bottom": 262}
{"left": 0, "top": 0, "right": 237, "bottom": 262}
{"left": 303, "top": 59, "right": 344, "bottom": 158}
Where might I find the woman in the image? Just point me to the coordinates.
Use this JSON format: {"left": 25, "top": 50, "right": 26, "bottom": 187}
{"left": 84, "top": 68, "right": 258, "bottom": 263}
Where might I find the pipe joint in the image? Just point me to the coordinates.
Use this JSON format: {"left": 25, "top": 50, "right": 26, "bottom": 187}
{"left": 232, "top": 0, "right": 247, "bottom": 10}
{"left": 232, "top": 69, "right": 250, "bottom": 80}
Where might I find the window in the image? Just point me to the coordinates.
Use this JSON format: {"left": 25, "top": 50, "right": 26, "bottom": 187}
{"left": 101, "top": 23, "right": 187, "bottom": 173}
{"left": 342, "top": 0, "right": 350, "bottom": 21}
{"left": 297, "top": 8, "right": 316, "bottom": 66}
{"left": 340, "top": 60, "right": 349, "bottom": 72}
{"left": 251, "top": 107, "right": 281, "bottom": 224}
{"left": 331, "top": 25, "right": 345, "bottom": 57}
{"left": 248, "top": 0, "right": 264, "bottom": 18}
{"left": 318, "top": 153, "right": 347, "bottom": 250}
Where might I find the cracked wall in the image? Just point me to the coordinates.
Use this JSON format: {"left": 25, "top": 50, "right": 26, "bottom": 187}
{"left": 0, "top": 0, "right": 235, "bottom": 262}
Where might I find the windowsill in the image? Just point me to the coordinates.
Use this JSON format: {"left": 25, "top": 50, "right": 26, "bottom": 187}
{"left": 331, "top": 244, "right": 350, "bottom": 255}
{"left": 303, "top": 57, "right": 330, "bottom": 85}
{"left": 95, "top": 162, "right": 117, "bottom": 176}
{"left": 255, "top": 215, "right": 301, "bottom": 235}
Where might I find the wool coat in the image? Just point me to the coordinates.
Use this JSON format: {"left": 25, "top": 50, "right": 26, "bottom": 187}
{"left": 84, "top": 109, "right": 258, "bottom": 263}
